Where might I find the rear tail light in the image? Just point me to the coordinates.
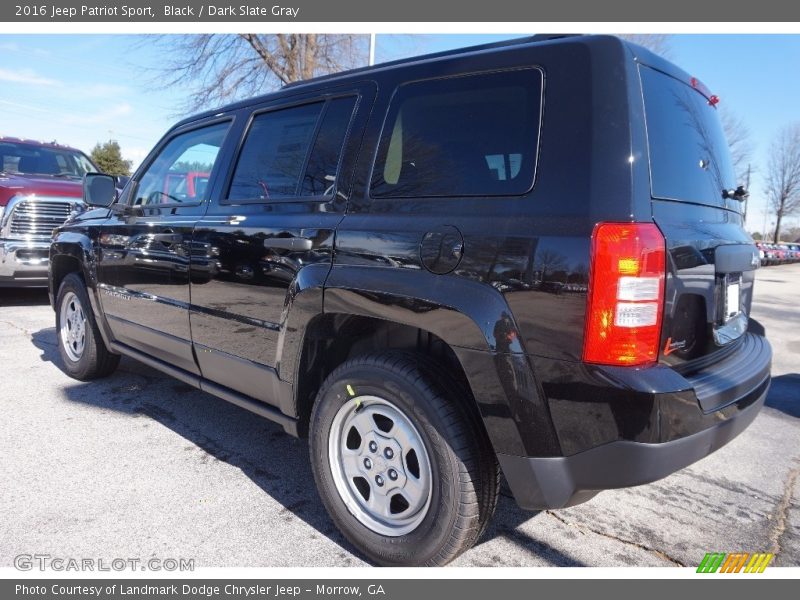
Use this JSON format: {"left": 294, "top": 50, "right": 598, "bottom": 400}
{"left": 583, "top": 223, "right": 666, "bottom": 366}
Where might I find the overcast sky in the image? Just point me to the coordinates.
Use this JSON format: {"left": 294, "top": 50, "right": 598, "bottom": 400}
{"left": 1, "top": 33, "right": 798, "bottom": 233}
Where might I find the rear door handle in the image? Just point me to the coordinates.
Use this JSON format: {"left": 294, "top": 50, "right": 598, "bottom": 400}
{"left": 263, "top": 237, "right": 312, "bottom": 251}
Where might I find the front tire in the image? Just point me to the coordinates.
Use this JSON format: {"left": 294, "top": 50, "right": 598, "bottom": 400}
{"left": 56, "top": 273, "right": 120, "bottom": 380}
{"left": 309, "top": 352, "right": 499, "bottom": 566}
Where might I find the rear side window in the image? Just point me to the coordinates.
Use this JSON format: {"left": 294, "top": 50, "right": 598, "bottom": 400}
{"left": 371, "top": 68, "right": 543, "bottom": 198}
{"left": 227, "top": 96, "right": 357, "bottom": 202}
{"left": 228, "top": 102, "right": 323, "bottom": 201}
{"left": 640, "top": 66, "right": 736, "bottom": 206}
{"left": 301, "top": 97, "right": 358, "bottom": 196}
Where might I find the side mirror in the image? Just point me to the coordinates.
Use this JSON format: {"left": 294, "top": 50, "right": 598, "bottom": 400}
{"left": 83, "top": 173, "right": 117, "bottom": 207}
{"left": 114, "top": 175, "right": 131, "bottom": 190}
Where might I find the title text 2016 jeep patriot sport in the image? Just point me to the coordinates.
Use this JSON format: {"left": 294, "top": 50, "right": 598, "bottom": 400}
{"left": 49, "top": 35, "right": 772, "bottom": 566}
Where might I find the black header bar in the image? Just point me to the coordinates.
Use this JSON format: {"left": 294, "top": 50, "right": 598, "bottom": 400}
{"left": 2, "top": 0, "right": 800, "bottom": 22}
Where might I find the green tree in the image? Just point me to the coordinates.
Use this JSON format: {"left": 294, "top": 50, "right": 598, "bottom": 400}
{"left": 90, "top": 140, "right": 133, "bottom": 176}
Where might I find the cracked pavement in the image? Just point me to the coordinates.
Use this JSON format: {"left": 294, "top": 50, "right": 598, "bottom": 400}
{"left": 0, "top": 264, "right": 798, "bottom": 568}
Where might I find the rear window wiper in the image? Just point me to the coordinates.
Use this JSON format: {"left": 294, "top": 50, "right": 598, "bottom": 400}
{"left": 722, "top": 185, "right": 748, "bottom": 201}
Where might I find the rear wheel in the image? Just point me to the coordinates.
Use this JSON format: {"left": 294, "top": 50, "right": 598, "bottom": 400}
{"left": 309, "top": 352, "right": 499, "bottom": 566}
{"left": 56, "top": 273, "right": 120, "bottom": 380}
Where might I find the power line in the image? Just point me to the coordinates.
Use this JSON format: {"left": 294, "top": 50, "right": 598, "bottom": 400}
{"left": 0, "top": 99, "right": 154, "bottom": 143}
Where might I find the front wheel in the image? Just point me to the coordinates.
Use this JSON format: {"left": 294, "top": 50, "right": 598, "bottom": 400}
{"left": 309, "top": 352, "right": 499, "bottom": 566}
{"left": 56, "top": 273, "right": 120, "bottom": 380}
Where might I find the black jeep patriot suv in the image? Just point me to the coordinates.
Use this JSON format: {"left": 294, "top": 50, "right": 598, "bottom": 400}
{"left": 49, "top": 35, "right": 771, "bottom": 566}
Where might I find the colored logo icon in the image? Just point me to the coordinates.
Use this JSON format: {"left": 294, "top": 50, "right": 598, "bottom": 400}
{"left": 697, "top": 552, "right": 774, "bottom": 573}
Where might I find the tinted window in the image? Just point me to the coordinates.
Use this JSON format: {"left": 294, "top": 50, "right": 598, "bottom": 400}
{"left": 641, "top": 66, "right": 736, "bottom": 207}
{"left": 228, "top": 97, "right": 357, "bottom": 202}
{"left": 228, "top": 103, "right": 323, "bottom": 201}
{"left": 134, "top": 122, "right": 229, "bottom": 206}
{"left": 371, "top": 69, "right": 542, "bottom": 198}
{"left": 301, "top": 96, "right": 357, "bottom": 196}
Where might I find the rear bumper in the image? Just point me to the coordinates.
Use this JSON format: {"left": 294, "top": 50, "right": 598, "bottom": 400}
{"left": 501, "top": 332, "right": 771, "bottom": 510}
{"left": 499, "top": 384, "right": 766, "bottom": 509}
{"left": 0, "top": 239, "right": 50, "bottom": 287}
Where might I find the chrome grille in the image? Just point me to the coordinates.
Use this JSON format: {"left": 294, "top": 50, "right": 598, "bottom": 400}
{"left": 8, "top": 199, "right": 74, "bottom": 238}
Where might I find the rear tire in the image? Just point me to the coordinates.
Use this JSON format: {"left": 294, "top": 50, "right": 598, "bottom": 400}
{"left": 309, "top": 352, "right": 499, "bottom": 566}
{"left": 56, "top": 273, "right": 120, "bottom": 380}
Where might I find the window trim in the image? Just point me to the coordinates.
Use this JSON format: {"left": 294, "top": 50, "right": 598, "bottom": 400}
{"left": 367, "top": 66, "right": 545, "bottom": 201}
{"left": 220, "top": 91, "right": 361, "bottom": 206}
{"left": 126, "top": 116, "right": 234, "bottom": 209}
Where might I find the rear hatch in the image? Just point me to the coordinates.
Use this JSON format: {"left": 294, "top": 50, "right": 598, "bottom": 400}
{"left": 639, "top": 64, "right": 759, "bottom": 381}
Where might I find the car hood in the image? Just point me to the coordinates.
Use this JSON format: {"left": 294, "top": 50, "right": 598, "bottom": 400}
{"left": 0, "top": 173, "right": 83, "bottom": 206}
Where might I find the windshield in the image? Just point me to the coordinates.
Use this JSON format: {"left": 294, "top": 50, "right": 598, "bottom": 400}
{"left": 0, "top": 141, "right": 96, "bottom": 180}
{"left": 640, "top": 66, "right": 737, "bottom": 208}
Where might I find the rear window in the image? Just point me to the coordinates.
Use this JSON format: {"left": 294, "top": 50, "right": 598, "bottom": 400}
{"left": 640, "top": 66, "right": 737, "bottom": 206}
{"left": 370, "top": 68, "right": 543, "bottom": 198}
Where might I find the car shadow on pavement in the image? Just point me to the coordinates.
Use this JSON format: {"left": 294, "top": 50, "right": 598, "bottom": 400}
{"left": 31, "top": 327, "right": 61, "bottom": 364}
{"left": 765, "top": 374, "right": 800, "bottom": 418}
{"left": 474, "top": 500, "right": 586, "bottom": 566}
{"left": 30, "top": 325, "right": 580, "bottom": 566}
{"left": 0, "top": 288, "right": 50, "bottom": 307}
{"left": 31, "top": 325, "right": 365, "bottom": 565}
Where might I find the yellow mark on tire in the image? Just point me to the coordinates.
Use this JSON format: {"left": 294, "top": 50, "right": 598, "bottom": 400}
{"left": 346, "top": 384, "right": 356, "bottom": 397}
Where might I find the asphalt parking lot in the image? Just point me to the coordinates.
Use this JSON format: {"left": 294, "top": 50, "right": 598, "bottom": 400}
{"left": 1, "top": 265, "right": 798, "bottom": 569}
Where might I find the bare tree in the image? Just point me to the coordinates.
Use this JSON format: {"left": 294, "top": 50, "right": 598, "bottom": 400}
{"left": 719, "top": 109, "right": 753, "bottom": 184}
{"left": 781, "top": 225, "right": 800, "bottom": 243}
{"left": 617, "top": 34, "right": 673, "bottom": 58}
{"left": 765, "top": 123, "right": 800, "bottom": 242}
{"left": 149, "top": 34, "right": 368, "bottom": 113}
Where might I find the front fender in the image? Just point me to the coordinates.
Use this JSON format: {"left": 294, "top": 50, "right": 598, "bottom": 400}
{"left": 50, "top": 230, "right": 115, "bottom": 350}
{"left": 49, "top": 231, "right": 96, "bottom": 295}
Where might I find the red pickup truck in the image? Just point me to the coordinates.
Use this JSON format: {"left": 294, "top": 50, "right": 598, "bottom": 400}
{"left": 0, "top": 137, "right": 97, "bottom": 286}
{"left": 163, "top": 171, "right": 210, "bottom": 202}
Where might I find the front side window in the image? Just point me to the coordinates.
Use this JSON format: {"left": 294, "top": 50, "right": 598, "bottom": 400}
{"left": 227, "top": 95, "right": 357, "bottom": 202}
{"left": 133, "top": 122, "right": 229, "bottom": 206}
{"left": 371, "top": 69, "right": 543, "bottom": 198}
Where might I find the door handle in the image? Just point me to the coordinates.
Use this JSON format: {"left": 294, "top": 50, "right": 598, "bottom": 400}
{"left": 263, "top": 237, "right": 313, "bottom": 251}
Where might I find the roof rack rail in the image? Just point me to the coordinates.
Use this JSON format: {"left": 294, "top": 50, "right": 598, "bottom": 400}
{"left": 282, "top": 33, "right": 582, "bottom": 90}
